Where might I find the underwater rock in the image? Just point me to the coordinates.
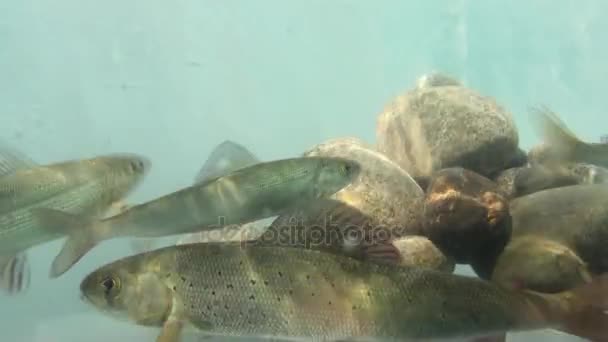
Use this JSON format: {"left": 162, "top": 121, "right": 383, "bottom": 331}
{"left": 376, "top": 72, "right": 519, "bottom": 179}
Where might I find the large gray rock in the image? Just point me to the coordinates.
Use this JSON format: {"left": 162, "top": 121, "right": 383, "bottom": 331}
{"left": 376, "top": 73, "right": 519, "bottom": 178}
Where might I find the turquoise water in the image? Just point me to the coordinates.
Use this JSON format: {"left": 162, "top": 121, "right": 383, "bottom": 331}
{"left": 1, "top": 1, "right": 606, "bottom": 341}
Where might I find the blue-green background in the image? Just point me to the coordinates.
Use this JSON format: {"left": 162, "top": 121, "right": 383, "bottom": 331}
{"left": 1, "top": 1, "right": 605, "bottom": 341}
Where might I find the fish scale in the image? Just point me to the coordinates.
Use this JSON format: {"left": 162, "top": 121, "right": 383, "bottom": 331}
{"left": 155, "top": 244, "right": 534, "bottom": 340}
{"left": 81, "top": 243, "right": 608, "bottom": 341}
{"left": 0, "top": 172, "right": 70, "bottom": 214}
{"left": 0, "top": 180, "right": 114, "bottom": 254}
{"left": 111, "top": 157, "right": 350, "bottom": 238}
{"left": 0, "top": 154, "right": 148, "bottom": 256}
{"left": 169, "top": 245, "right": 367, "bottom": 339}
{"left": 35, "top": 156, "right": 358, "bottom": 279}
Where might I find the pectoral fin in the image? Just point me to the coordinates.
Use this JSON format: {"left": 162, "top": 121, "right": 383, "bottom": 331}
{"left": 156, "top": 319, "right": 184, "bottom": 342}
{"left": 361, "top": 242, "right": 402, "bottom": 265}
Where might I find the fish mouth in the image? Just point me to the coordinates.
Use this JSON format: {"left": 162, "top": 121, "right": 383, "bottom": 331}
{"left": 79, "top": 277, "right": 95, "bottom": 304}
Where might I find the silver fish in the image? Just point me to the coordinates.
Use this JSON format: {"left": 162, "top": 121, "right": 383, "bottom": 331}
{"left": 0, "top": 150, "right": 150, "bottom": 283}
{"left": 33, "top": 156, "right": 360, "bottom": 278}
{"left": 0, "top": 141, "right": 37, "bottom": 295}
{"left": 130, "top": 140, "right": 264, "bottom": 254}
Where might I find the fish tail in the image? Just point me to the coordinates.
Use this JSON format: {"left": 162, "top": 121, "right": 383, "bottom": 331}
{"left": 30, "top": 208, "right": 104, "bottom": 278}
{"left": 530, "top": 106, "right": 585, "bottom": 160}
{"left": 0, "top": 252, "right": 30, "bottom": 295}
{"left": 536, "top": 274, "right": 608, "bottom": 341}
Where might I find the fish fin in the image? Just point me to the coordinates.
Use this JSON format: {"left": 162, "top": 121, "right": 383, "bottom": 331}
{"left": 104, "top": 200, "right": 131, "bottom": 218}
{"left": 156, "top": 297, "right": 186, "bottom": 342}
{"left": 129, "top": 238, "right": 157, "bottom": 254}
{"left": 0, "top": 139, "right": 37, "bottom": 177}
{"left": 194, "top": 140, "right": 260, "bottom": 184}
{"left": 30, "top": 208, "right": 101, "bottom": 278}
{"left": 156, "top": 319, "right": 184, "bottom": 342}
{"left": 0, "top": 252, "right": 30, "bottom": 295}
{"left": 552, "top": 274, "right": 608, "bottom": 341}
{"left": 530, "top": 106, "right": 584, "bottom": 160}
{"left": 361, "top": 242, "right": 402, "bottom": 265}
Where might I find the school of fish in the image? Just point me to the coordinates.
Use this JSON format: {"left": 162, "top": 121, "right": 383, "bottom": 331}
{"left": 3, "top": 73, "right": 608, "bottom": 342}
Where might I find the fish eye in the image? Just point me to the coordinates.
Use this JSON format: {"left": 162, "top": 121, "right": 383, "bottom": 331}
{"left": 101, "top": 276, "right": 120, "bottom": 296}
{"left": 129, "top": 160, "right": 144, "bottom": 172}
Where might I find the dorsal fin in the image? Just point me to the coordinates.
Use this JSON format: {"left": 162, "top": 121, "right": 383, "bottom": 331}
{"left": 0, "top": 139, "right": 37, "bottom": 178}
{"left": 194, "top": 140, "right": 259, "bottom": 184}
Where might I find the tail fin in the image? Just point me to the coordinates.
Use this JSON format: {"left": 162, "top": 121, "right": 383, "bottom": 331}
{"left": 530, "top": 106, "right": 583, "bottom": 161}
{"left": 0, "top": 253, "right": 30, "bottom": 295}
{"left": 30, "top": 208, "right": 102, "bottom": 278}
{"left": 553, "top": 274, "right": 608, "bottom": 341}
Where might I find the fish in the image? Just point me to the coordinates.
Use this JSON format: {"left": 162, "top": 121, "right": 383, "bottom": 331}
{"left": 264, "top": 137, "right": 429, "bottom": 270}
{"left": 530, "top": 106, "right": 608, "bottom": 167}
{"left": 80, "top": 242, "right": 608, "bottom": 342}
{"left": 107, "top": 202, "right": 158, "bottom": 255}
{"left": 128, "top": 140, "right": 263, "bottom": 254}
{"left": 495, "top": 162, "right": 608, "bottom": 200}
{"left": 106, "top": 201, "right": 160, "bottom": 255}
{"left": 186, "top": 139, "right": 442, "bottom": 272}
{"left": 0, "top": 141, "right": 38, "bottom": 295}
{"left": 0, "top": 151, "right": 150, "bottom": 282}
{"left": 33, "top": 156, "right": 360, "bottom": 278}
{"left": 187, "top": 140, "right": 267, "bottom": 244}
